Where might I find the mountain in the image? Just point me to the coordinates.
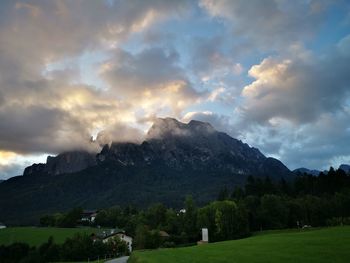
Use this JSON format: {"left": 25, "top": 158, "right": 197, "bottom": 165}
{"left": 0, "top": 118, "right": 292, "bottom": 225}
{"left": 339, "top": 164, "right": 350, "bottom": 173}
{"left": 293, "top": 168, "right": 321, "bottom": 176}
{"left": 23, "top": 151, "right": 96, "bottom": 176}
{"left": 0, "top": 180, "right": 4, "bottom": 184}
{"left": 97, "top": 118, "right": 289, "bottom": 177}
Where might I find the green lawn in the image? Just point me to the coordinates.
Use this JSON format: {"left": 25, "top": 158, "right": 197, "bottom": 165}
{"left": 0, "top": 227, "right": 101, "bottom": 247}
{"left": 129, "top": 226, "right": 350, "bottom": 263}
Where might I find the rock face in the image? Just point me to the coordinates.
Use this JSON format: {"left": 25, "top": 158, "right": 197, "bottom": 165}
{"left": 97, "top": 118, "right": 291, "bottom": 178}
{"left": 24, "top": 151, "right": 96, "bottom": 176}
{"left": 23, "top": 118, "right": 291, "bottom": 178}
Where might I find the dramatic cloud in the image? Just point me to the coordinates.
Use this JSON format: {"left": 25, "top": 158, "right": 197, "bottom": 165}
{"left": 241, "top": 40, "right": 350, "bottom": 124}
{"left": 0, "top": 0, "right": 191, "bottom": 157}
{"left": 0, "top": 0, "right": 350, "bottom": 178}
{"left": 199, "top": 0, "right": 330, "bottom": 50}
{"left": 190, "top": 36, "right": 243, "bottom": 81}
{"left": 101, "top": 47, "right": 204, "bottom": 116}
{"left": 240, "top": 111, "right": 350, "bottom": 170}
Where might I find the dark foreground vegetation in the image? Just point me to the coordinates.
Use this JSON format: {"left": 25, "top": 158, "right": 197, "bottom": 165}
{"left": 0, "top": 234, "right": 128, "bottom": 263}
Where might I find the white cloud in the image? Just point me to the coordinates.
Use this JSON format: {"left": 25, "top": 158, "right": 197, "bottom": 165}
{"left": 337, "top": 34, "right": 350, "bottom": 57}
{"left": 241, "top": 42, "right": 350, "bottom": 124}
{"left": 100, "top": 47, "right": 205, "bottom": 116}
{"left": 0, "top": 0, "right": 193, "bottom": 155}
{"left": 199, "top": 0, "right": 330, "bottom": 50}
{"left": 0, "top": 0, "right": 349, "bottom": 176}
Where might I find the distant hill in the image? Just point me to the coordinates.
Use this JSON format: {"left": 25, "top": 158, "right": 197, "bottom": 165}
{"left": 293, "top": 164, "right": 350, "bottom": 176}
{"left": 293, "top": 168, "right": 321, "bottom": 176}
{"left": 0, "top": 118, "right": 292, "bottom": 225}
{"left": 339, "top": 164, "right": 350, "bottom": 173}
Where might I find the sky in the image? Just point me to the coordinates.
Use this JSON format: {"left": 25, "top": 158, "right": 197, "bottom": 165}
{"left": 0, "top": 0, "right": 350, "bottom": 179}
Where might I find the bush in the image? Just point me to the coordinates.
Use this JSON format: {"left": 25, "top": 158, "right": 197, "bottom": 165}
{"left": 326, "top": 217, "right": 350, "bottom": 226}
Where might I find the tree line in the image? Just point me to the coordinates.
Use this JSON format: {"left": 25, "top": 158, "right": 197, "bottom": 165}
{"left": 37, "top": 167, "right": 350, "bottom": 250}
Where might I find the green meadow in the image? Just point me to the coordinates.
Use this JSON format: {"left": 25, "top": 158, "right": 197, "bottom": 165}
{"left": 129, "top": 226, "right": 350, "bottom": 263}
{"left": 0, "top": 227, "right": 100, "bottom": 247}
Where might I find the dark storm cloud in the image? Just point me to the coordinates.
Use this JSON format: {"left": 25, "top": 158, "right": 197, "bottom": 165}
{"left": 0, "top": 104, "right": 97, "bottom": 154}
{"left": 101, "top": 47, "right": 185, "bottom": 94}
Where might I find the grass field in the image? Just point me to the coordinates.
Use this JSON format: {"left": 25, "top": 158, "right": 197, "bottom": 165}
{"left": 129, "top": 226, "right": 350, "bottom": 263}
{"left": 0, "top": 227, "right": 101, "bottom": 247}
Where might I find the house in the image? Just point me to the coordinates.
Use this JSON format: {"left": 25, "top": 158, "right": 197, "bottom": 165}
{"left": 93, "top": 229, "right": 133, "bottom": 252}
{"left": 159, "top": 230, "right": 170, "bottom": 238}
{"left": 177, "top": 208, "right": 186, "bottom": 216}
{"left": 80, "top": 210, "right": 98, "bottom": 223}
{"left": 0, "top": 222, "right": 6, "bottom": 229}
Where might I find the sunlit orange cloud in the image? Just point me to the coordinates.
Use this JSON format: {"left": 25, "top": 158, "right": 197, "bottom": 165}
{"left": 242, "top": 58, "right": 291, "bottom": 98}
{"left": 133, "top": 81, "right": 202, "bottom": 118}
{"left": 131, "top": 10, "right": 156, "bottom": 32}
{"left": 0, "top": 151, "right": 17, "bottom": 165}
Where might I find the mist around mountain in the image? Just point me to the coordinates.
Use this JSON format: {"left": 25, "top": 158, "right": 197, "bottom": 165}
{"left": 0, "top": 118, "right": 293, "bottom": 225}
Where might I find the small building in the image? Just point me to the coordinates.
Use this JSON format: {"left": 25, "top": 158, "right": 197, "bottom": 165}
{"left": 158, "top": 230, "right": 170, "bottom": 245}
{"left": 177, "top": 208, "right": 186, "bottom": 216}
{"left": 0, "top": 222, "right": 6, "bottom": 229}
{"left": 159, "top": 230, "right": 170, "bottom": 238}
{"left": 81, "top": 210, "right": 98, "bottom": 223}
{"left": 197, "top": 228, "right": 208, "bottom": 245}
{"left": 94, "top": 229, "right": 133, "bottom": 252}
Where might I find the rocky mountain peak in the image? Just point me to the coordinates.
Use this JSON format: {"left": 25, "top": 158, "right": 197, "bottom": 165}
{"left": 22, "top": 117, "right": 291, "bottom": 179}
{"left": 146, "top": 118, "right": 215, "bottom": 140}
{"left": 24, "top": 151, "right": 96, "bottom": 176}
{"left": 146, "top": 118, "right": 186, "bottom": 139}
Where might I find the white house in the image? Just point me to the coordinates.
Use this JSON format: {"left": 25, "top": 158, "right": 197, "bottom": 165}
{"left": 102, "top": 230, "right": 133, "bottom": 252}
{"left": 81, "top": 210, "right": 98, "bottom": 223}
{"left": 0, "top": 222, "right": 6, "bottom": 229}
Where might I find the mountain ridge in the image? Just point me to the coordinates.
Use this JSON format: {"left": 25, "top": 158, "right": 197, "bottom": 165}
{"left": 23, "top": 118, "right": 289, "bottom": 178}
{"left": 0, "top": 118, "right": 292, "bottom": 225}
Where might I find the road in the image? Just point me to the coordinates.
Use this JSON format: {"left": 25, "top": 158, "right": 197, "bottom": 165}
{"left": 105, "top": 256, "right": 129, "bottom": 263}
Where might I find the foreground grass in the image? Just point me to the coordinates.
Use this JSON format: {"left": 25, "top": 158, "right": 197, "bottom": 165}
{"left": 129, "top": 226, "right": 350, "bottom": 263}
{"left": 0, "top": 227, "right": 100, "bottom": 247}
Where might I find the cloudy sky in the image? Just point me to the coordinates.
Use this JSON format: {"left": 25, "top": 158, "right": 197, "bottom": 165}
{"left": 0, "top": 0, "right": 350, "bottom": 179}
